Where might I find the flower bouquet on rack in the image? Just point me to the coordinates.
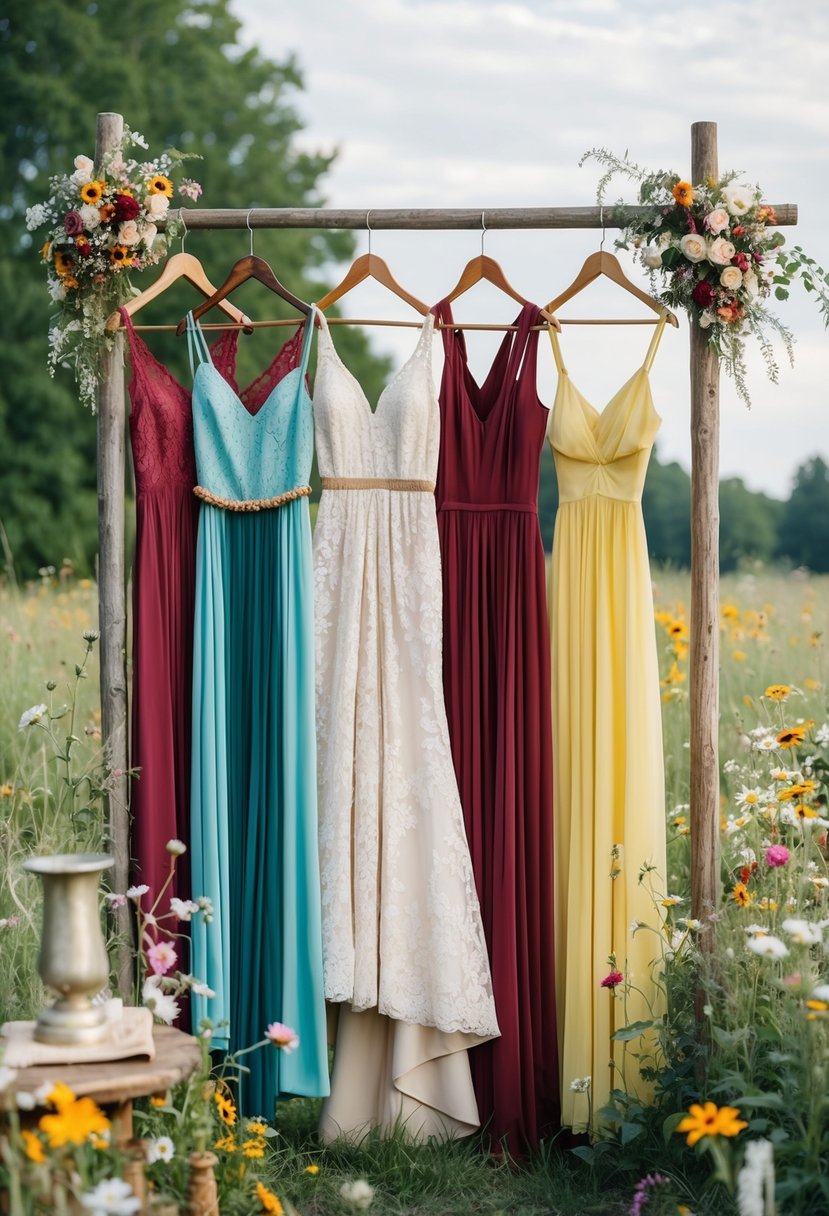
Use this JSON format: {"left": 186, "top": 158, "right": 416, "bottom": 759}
{"left": 25, "top": 126, "right": 203, "bottom": 410}
{"left": 580, "top": 148, "right": 829, "bottom": 406}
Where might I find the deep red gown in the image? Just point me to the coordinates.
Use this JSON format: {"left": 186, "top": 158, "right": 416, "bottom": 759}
{"left": 432, "top": 299, "right": 559, "bottom": 1152}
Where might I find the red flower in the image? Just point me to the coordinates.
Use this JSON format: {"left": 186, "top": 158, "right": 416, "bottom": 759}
{"left": 733, "top": 225, "right": 745, "bottom": 236}
{"left": 63, "top": 210, "right": 84, "bottom": 236}
{"left": 819, "top": 833, "right": 827, "bottom": 848}
{"left": 75, "top": 236, "right": 92, "bottom": 257}
{"left": 739, "top": 861, "right": 758, "bottom": 884}
{"left": 601, "top": 970, "right": 624, "bottom": 990}
{"left": 692, "top": 280, "right": 715, "bottom": 308}
{"left": 732, "top": 253, "right": 750, "bottom": 272}
{"left": 114, "top": 192, "right": 141, "bottom": 222}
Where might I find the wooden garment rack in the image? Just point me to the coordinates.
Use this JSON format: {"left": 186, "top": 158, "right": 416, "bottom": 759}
{"left": 93, "top": 113, "right": 797, "bottom": 997}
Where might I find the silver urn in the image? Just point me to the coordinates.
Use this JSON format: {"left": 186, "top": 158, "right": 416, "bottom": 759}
{"left": 22, "top": 853, "right": 114, "bottom": 1046}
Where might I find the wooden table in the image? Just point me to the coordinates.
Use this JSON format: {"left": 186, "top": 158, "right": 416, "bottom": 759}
{"left": 11, "top": 1024, "right": 202, "bottom": 1143}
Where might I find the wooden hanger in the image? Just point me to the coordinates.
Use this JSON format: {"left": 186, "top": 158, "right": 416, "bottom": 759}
{"left": 442, "top": 252, "right": 560, "bottom": 330}
{"left": 545, "top": 250, "right": 678, "bottom": 327}
{"left": 104, "top": 252, "right": 251, "bottom": 333}
{"left": 176, "top": 253, "right": 310, "bottom": 336}
{"left": 315, "top": 252, "right": 430, "bottom": 316}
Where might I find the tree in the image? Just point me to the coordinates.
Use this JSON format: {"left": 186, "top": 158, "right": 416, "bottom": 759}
{"left": 0, "top": 0, "right": 390, "bottom": 578}
{"left": 718, "top": 477, "right": 783, "bottom": 571}
{"left": 778, "top": 457, "right": 829, "bottom": 572}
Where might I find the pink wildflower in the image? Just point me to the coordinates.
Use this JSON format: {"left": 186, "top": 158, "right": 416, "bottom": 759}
{"left": 265, "top": 1022, "right": 299, "bottom": 1052}
{"left": 146, "top": 940, "right": 178, "bottom": 976}
{"left": 765, "top": 845, "right": 791, "bottom": 868}
{"left": 601, "top": 970, "right": 624, "bottom": 990}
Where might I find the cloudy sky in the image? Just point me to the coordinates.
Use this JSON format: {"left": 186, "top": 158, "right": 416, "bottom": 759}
{"left": 232, "top": 0, "right": 828, "bottom": 498}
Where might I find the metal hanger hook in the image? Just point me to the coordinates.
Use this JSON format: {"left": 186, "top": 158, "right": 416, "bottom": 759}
{"left": 365, "top": 209, "right": 372, "bottom": 256}
{"left": 246, "top": 208, "right": 255, "bottom": 256}
{"left": 180, "top": 208, "right": 188, "bottom": 253}
{"left": 481, "top": 210, "right": 487, "bottom": 257}
{"left": 599, "top": 204, "right": 606, "bottom": 252}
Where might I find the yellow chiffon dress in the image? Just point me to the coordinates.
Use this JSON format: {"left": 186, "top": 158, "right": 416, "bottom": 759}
{"left": 546, "top": 316, "right": 668, "bottom": 1132}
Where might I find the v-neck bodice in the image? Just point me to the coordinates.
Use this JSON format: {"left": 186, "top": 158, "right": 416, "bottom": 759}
{"left": 186, "top": 310, "right": 316, "bottom": 502}
{"left": 313, "top": 312, "right": 438, "bottom": 480}
{"left": 432, "top": 299, "right": 548, "bottom": 511}
{"left": 546, "top": 317, "right": 666, "bottom": 505}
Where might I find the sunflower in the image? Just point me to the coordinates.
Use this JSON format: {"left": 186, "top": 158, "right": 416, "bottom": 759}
{"left": 794, "top": 803, "right": 820, "bottom": 821}
{"left": 147, "top": 174, "right": 174, "bottom": 198}
{"left": 667, "top": 619, "right": 688, "bottom": 640}
{"left": 53, "top": 250, "right": 75, "bottom": 277}
{"left": 672, "top": 180, "right": 695, "bottom": 207}
{"left": 676, "top": 1100, "right": 747, "bottom": 1147}
{"left": 41, "top": 241, "right": 51, "bottom": 261}
{"left": 777, "top": 725, "right": 808, "bottom": 749}
{"left": 80, "top": 180, "right": 106, "bottom": 205}
{"left": 109, "top": 245, "right": 134, "bottom": 268}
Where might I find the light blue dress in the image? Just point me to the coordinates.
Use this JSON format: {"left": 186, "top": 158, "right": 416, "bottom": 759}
{"left": 186, "top": 309, "right": 329, "bottom": 1113}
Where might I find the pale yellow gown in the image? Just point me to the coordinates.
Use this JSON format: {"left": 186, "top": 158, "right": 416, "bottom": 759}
{"left": 546, "top": 317, "right": 668, "bottom": 1133}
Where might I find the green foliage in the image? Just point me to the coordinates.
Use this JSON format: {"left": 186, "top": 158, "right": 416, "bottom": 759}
{"left": 778, "top": 456, "right": 829, "bottom": 572}
{"left": 0, "top": 0, "right": 390, "bottom": 578}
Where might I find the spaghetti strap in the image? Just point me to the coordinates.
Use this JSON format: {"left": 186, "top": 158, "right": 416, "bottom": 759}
{"left": 298, "top": 305, "right": 317, "bottom": 379}
{"left": 185, "top": 311, "right": 213, "bottom": 380}
{"left": 643, "top": 311, "right": 669, "bottom": 372}
{"left": 546, "top": 322, "right": 567, "bottom": 375}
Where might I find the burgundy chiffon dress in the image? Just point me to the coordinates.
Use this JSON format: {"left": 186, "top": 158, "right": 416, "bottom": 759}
{"left": 124, "top": 311, "right": 305, "bottom": 917}
{"left": 432, "top": 298, "right": 559, "bottom": 1153}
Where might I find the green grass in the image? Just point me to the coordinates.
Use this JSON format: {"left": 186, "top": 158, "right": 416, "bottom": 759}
{"left": 2, "top": 566, "right": 828, "bottom": 1214}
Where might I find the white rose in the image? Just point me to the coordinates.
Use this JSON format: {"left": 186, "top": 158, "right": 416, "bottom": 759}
{"left": 641, "top": 244, "right": 663, "bottom": 269}
{"left": 74, "top": 155, "right": 94, "bottom": 175}
{"left": 743, "top": 268, "right": 759, "bottom": 299}
{"left": 704, "top": 208, "right": 729, "bottom": 235}
{"left": 708, "top": 236, "right": 737, "bottom": 266}
{"left": 720, "top": 265, "right": 743, "bottom": 291}
{"left": 118, "top": 220, "right": 141, "bottom": 247}
{"left": 698, "top": 311, "right": 714, "bottom": 330}
{"left": 721, "top": 185, "right": 755, "bottom": 217}
{"left": 139, "top": 220, "right": 158, "bottom": 246}
{"left": 146, "top": 193, "right": 170, "bottom": 217}
{"left": 679, "top": 233, "right": 707, "bottom": 263}
{"left": 79, "top": 204, "right": 101, "bottom": 230}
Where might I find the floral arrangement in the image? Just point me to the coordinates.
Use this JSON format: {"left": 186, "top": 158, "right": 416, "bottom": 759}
{"left": 581, "top": 149, "right": 829, "bottom": 407}
{"left": 25, "top": 127, "right": 202, "bottom": 409}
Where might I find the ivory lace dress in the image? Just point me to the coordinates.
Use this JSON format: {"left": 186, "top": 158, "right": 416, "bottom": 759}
{"left": 312, "top": 312, "right": 499, "bottom": 1142}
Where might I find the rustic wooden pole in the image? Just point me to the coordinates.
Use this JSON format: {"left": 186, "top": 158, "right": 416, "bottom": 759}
{"left": 167, "top": 203, "right": 797, "bottom": 231}
{"left": 94, "top": 111, "right": 132, "bottom": 998}
{"left": 689, "top": 122, "right": 722, "bottom": 945}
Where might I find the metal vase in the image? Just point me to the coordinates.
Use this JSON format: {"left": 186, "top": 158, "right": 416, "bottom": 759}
{"left": 22, "top": 853, "right": 114, "bottom": 1045}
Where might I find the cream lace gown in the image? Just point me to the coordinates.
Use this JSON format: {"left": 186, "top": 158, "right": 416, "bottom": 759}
{"left": 313, "top": 312, "right": 499, "bottom": 1142}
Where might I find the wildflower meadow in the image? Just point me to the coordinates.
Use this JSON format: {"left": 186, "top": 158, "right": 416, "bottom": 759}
{"left": 0, "top": 562, "right": 827, "bottom": 1215}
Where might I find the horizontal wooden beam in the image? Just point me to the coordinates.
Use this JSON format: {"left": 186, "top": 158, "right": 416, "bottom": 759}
{"left": 171, "top": 204, "right": 798, "bottom": 231}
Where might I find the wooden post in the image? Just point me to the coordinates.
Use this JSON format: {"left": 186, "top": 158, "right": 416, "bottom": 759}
{"left": 689, "top": 121, "right": 722, "bottom": 944}
{"left": 95, "top": 111, "right": 132, "bottom": 998}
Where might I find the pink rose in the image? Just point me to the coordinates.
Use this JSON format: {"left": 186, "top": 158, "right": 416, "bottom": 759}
{"left": 708, "top": 237, "right": 737, "bottom": 266}
{"left": 704, "top": 209, "right": 729, "bottom": 235}
{"left": 63, "top": 210, "right": 84, "bottom": 236}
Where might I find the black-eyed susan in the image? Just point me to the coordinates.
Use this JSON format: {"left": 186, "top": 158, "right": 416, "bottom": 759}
{"left": 667, "top": 619, "right": 688, "bottom": 640}
{"left": 764, "top": 684, "right": 792, "bottom": 701}
{"left": 733, "top": 882, "right": 752, "bottom": 908}
{"left": 778, "top": 724, "right": 808, "bottom": 749}
{"left": 80, "top": 180, "right": 106, "bottom": 206}
{"left": 214, "top": 1089, "right": 237, "bottom": 1127}
{"left": 147, "top": 174, "right": 174, "bottom": 198}
{"left": 676, "top": 1100, "right": 747, "bottom": 1146}
{"left": 255, "top": 1181, "right": 284, "bottom": 1214}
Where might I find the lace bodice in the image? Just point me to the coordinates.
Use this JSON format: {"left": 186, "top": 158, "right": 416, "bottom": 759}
{"left": 313, "top": 313, "right": 438, "bottom": 480}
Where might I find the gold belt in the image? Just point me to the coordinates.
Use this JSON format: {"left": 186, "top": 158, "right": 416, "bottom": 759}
{"left": 194, "top": 484, "right": 312, "bottom": 512}
{"left": 321, "top": 477, "right": 435, "bottom": 492}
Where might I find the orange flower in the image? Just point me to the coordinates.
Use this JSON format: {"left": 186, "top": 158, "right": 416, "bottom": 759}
{"left": 39, "top": 1095, "right": 110, "bottom": 1148}
{"left": 777, "top": 725, "right": 808, "bottom": 749}
{"left": 21, "top": 1129, "right": 46, "bottom": 1163}
{"left": 99, "top": 203, "right": 117, "bottom": 223}
{"left": 677, "top": 1101, "right": 747, "bottom": 1146}
{"left": 717, "top": 303, "right": 744, "bottom": 324}
{"left": 672, "top": 181, "right": 695, "bottom": 207}
{"left": 733, "top": 882, "right": 752, "bottom": 907}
